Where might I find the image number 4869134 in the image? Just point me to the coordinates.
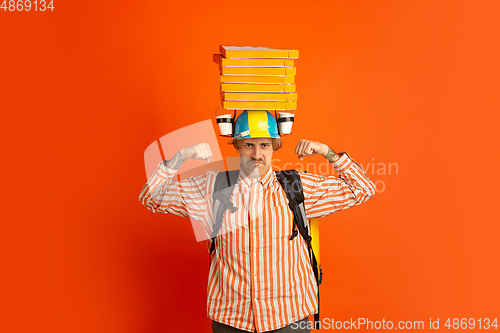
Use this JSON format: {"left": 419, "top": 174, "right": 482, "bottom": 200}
{"left": 1, "top": 0, "right": 54, "bottom": 11}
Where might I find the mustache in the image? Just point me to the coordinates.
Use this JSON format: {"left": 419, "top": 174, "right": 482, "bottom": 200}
{"left": 248, "top": 158, "right": 264, "bottom": 164}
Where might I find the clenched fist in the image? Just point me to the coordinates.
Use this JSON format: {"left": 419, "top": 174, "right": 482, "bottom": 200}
{"left": 295, "top": 140, "right": 329, "bottom": 161}
{"left": 180, "top": 143, "right": 213, "bottom": 163}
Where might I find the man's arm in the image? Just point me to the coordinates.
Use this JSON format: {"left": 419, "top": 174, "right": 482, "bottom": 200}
{"left": 294, "top": 139, "right": 376, "bottom": 218}
{"left": 323, "top": 146, "right": 340, "bottom": 163}
{"left": 139, "top": 143, "right": 213, "bottom": 219}
{"left": 162, "top": 150, "right": 186, "bottom": 169}
{"left": 295, "top": 139, "right": 339, "bottom": 162}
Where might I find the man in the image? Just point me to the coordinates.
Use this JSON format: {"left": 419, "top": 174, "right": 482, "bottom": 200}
{"left": 139, "top": 111, "right": 376, "bottom": 332}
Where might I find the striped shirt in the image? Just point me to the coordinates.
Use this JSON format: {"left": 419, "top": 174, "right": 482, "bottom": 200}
{"left": 139, "top": 152, "right": 376, "bottom": 332}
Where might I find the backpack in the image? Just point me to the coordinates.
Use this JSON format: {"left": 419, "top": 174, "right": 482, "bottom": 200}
{"left": 209, "top": 169, "right": 322, "bottom": 328}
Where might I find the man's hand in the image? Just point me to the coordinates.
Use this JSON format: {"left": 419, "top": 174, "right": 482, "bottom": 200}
{"left": 294, "top": 140, "right": 329, "bottom": 161}
{"left": 180, "top": 143, "right": 213, "bottom": 163}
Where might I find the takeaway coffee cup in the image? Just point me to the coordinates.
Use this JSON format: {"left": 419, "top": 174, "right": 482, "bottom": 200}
{"left": 216, "top": 114, "right": 234, "bottom": 136}
{"left": 277, "top": 112, "right": 295, "bottom": 135}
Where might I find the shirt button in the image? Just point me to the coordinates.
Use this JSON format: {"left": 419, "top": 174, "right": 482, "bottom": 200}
{"left": 253, "top": 229, "right": 255, "bottom": 232}
{"left": 254, "top": 297, "right": 258, "bottom": 301}
{"left": 254, "top": 275, "right": 257, "bottom": 278}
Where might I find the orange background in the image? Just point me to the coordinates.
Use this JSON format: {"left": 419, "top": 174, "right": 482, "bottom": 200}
{"left": 1, "top": 0, "right": 499, "bottom": 332}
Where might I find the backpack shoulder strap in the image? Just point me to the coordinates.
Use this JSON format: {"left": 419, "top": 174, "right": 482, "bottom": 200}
{"left": 209, "top": 170, "right": 239, "bottom": 261}
{"left": 275, "top": 170, "right": 309, "bottom": 242}
{"left": 213, "top": 170, "right": 240, "bottom": 193}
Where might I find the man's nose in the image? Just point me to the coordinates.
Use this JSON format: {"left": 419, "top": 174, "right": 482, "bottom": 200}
{"left": 251, "top": 146, "right": 263, "bottom": 159}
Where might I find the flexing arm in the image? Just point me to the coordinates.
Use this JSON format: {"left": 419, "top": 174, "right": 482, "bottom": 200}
{"left": 139, "top": 143, "right": 213, "bottom": 218}
{"left": 294, "top": 139, "right": 376, "bottom": 218}
{"left": 163, "top": 150, "right": 186, "bottom": 169}
{"left": 295, "top": 139, "right": 338, "bottom": 162}
{"left": 323, "top": 146, "right": 339, "bottom": 163}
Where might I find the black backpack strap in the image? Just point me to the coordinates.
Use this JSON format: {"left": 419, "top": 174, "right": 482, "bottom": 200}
{"left": 276, "top": 170, "right": 322, "bottom": 329}
{"left": 275, "top": 170, "right": 309, "bottom": 242}
{"left": 209, "top": 170, "right": 239, "bottom": 266}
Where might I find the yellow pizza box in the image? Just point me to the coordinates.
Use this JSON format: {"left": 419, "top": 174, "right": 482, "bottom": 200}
{"left": 220, "top": 75, "right": 294, "bottom": 84}
{"left": 221, "top": 46, "right": 299, "bottom": 59}
{"left": 222, "top": 92, "right": 297, "bottom": 102}
{"left": 220, "top": 66, "right": 296, "bottom": 76}
{"left": 222, "top": 100, "right": 297, "bottom": 110}
{"left": 221, "top": 83, "right": 296, "bottom": 93}
{"left": 213, "top": 54, "right": 294, "bottom": 67}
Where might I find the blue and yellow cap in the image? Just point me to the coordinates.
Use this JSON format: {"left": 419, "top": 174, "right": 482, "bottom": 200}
{"left": 229, "top": 110, "right": 280, "bottom": 143}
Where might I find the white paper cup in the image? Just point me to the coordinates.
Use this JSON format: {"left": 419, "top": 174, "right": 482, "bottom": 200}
{"left": 278, "top": 112, "right": 294, "bottom": 135}
{"left": 216, "top": 114, "right": 234, "bottom": 136}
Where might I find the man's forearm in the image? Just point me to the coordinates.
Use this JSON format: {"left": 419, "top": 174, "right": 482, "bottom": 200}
{"left": 323, "top": 146, "right": 339, "bottom": 163}
{"left": 162, "top": 150, "right": 186, "bottom": 169}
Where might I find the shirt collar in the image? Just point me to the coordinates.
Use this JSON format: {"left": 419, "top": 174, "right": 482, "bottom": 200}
{"left": 238, "top": 164, "right": 274, "bottom": 189}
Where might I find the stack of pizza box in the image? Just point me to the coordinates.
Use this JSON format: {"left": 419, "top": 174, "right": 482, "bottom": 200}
{"left": 213, "top": 45, "right": 299, "bottom": 111}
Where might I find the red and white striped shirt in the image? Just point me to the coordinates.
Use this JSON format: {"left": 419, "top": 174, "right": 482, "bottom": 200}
{"left": 139, "top": 152, "right": 375, "bottom": 332}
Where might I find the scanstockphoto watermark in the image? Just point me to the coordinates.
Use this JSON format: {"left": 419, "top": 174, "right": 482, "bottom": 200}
{"left": 292, "top": 318, "right": 425, "bottom": 330}
{"left": 272, "top": 157, "right": 398, "bottom": 194}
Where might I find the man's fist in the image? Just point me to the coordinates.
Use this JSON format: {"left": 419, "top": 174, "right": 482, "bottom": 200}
{"left": 295, "top": 140, "right": 328, "bottom": 161}
{"left": 180, "top": 143, "right": 213, "bottom": 163}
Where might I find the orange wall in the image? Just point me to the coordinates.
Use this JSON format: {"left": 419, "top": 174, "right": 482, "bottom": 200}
{"left": 1, "top": 1, "right": 499, "bottom": 332}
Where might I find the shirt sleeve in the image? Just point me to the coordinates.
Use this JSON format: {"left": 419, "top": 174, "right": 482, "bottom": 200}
{"left": 138, "top": 161, "right": 214, "bottom": 223}
{"left": 298, "top": 152, "right": 376, "bottom": 219}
